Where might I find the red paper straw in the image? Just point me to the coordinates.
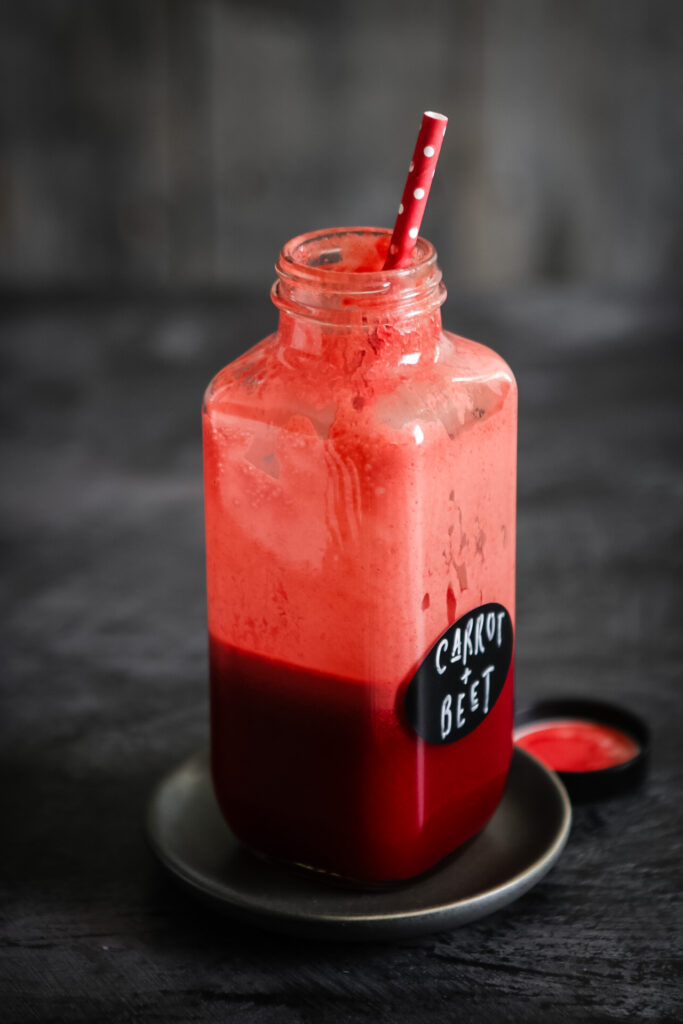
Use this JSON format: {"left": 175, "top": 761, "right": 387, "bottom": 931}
{"left": 383, "top": 111, "right": 448, "bottom": 270}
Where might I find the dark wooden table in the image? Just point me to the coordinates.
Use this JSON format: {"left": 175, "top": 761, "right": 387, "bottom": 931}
{"left": 2, "top": 287, "right": 681, "bottom": 1022}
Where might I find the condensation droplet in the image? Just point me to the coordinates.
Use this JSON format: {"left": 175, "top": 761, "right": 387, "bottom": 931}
{"left": 447, "top": 585, "right": 457, "bottom": 623}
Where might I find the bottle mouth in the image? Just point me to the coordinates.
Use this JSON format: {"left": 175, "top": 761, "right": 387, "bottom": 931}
{"left": 272, "top": 227, "right": 445, "bottom": 324}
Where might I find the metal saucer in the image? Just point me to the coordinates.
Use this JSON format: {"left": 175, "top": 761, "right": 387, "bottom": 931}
{"left": 146, "top": 747, "right": 571, "bottom": 941}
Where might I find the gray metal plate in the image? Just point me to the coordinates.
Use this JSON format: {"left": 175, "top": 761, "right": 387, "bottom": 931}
{"left": 146, "top": 747, "right": 571, "bottom": 940}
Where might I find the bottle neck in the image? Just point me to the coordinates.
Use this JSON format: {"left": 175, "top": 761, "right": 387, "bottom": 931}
{"left": 271, "top": 227, "right": 446, "bottom": 368}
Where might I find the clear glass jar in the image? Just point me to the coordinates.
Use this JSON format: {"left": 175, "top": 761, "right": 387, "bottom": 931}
{"left": 203, "top": 227, "right": 517, "bottom": 882}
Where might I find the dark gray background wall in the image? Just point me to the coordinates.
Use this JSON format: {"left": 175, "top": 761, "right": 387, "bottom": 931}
{"left": 1, "top": 0, "right": 682, "bottom": 294}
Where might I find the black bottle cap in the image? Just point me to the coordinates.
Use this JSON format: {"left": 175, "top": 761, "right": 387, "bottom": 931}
{"left": 514, "top": 698, "right": 649, "bottom": 802}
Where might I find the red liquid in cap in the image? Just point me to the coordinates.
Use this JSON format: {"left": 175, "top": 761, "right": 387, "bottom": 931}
{"left": 203, "top": 229, "right": 517, "bottom": 881}
{"left": 515, "top": 719, "right": 639, "bottom": 773}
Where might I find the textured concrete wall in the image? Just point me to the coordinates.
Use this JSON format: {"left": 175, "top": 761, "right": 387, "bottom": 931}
{"left": 1, "top": 0, "right": 681, "bottom": 292}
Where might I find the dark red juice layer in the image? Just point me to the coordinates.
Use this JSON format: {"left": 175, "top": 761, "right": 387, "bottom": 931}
{"left": 515, "top": 718, "right": 639, "bottom": 773}
{"left": 210, "top": 636, "right": 513, "bottom": 883}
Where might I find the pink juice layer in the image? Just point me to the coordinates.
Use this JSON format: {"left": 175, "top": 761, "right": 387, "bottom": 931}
{"left": 203, "top": 234, "right": 517, "bottom": 881}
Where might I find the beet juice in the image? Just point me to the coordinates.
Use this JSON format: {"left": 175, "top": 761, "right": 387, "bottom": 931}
{"left": 203, "top": 227, "right": 517, "bottom": 882}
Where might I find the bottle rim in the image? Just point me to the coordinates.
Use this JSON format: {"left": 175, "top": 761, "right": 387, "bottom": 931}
{"left": 272, "top": 226, "right": 445, "bottom": 324}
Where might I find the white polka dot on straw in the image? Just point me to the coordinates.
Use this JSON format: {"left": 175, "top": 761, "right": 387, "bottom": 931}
{"left": 398, "top": 203, "right": 404, "bottom": 214}
{"left": 408, "top": 226, "right": 418, "bottom": 239}
{"left": 423, "top": 145, "right": 435, "bottom": 157}
{"left": 413, "top": 187, "right": 425, "bottom": 200}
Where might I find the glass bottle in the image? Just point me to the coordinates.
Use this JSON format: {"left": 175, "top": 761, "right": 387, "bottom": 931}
{"left": 203, "top": 227, "right": 517, "bottom": 883}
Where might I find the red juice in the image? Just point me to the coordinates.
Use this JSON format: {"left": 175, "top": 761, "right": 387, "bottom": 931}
{"left": 210, "top": 639, "right": 513, "bottom": 881}
{"left": 203, "top": 228, "right": 517, "bottom": 882}
{"left": 515, "top": 719, "right": 640, "bottom": 773}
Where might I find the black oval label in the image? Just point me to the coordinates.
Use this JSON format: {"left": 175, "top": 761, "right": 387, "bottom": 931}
{"left": 404, "top": 603, "right": 513, "bottom": 744}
